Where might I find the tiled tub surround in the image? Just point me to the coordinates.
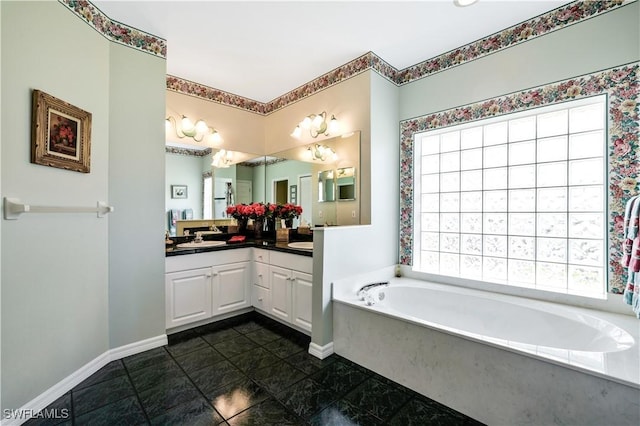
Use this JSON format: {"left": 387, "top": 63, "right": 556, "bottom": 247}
{"left": 25, "top": 312, "right": 483, "bottom": 425}
{"left": 332, "top": 267, "right": 640, "bottom": 425}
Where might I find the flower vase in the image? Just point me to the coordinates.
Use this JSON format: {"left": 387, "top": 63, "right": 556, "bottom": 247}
{"left": 285, "top": 218, "right": 293, "bottom": 229}
{"left": 237, "top": 218, "right": 248, "bottom": 235}
{"left": 265, "top": 217, "right": 276, "bottom": 234}
{"left": 254, "top": 218, "right": 264, "bottom": 240}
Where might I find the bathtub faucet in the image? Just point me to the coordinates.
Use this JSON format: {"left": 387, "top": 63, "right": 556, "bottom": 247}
{"left": 357, "top": 281, "right": 389, "bottom": 302}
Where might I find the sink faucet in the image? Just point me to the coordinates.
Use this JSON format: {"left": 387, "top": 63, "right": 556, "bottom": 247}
{"left": 194, "top": 232, "right": 203, "bottom": 243}
{"left": 356, "top": 281, "right": 389, "bottom": 301}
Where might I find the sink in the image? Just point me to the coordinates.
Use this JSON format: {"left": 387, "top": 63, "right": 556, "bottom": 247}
{"left": 287, "top": 241, "right": 313, "bottom": 250}
{"left": 177, "top": 241, "right": 226, "bottom": 249}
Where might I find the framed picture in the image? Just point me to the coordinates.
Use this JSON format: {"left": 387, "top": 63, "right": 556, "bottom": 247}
{"left": 171, "top": 185, "right": 188, "bottom": 199}
{"left": 31, "top": 89, "right": 92, "bottom": 173}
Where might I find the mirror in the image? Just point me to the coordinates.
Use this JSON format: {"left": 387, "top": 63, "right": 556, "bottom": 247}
{"left": 336, "top": 167, "right": 356, "bottom": 201}
{"left": 166, "top": 131, "right": 361, "bottom": 231}
{"left": 318, "top": 170, "right": 335, "bottom": 202}
{"left": 267, "top": 131, "right": 360, "bottom": 226}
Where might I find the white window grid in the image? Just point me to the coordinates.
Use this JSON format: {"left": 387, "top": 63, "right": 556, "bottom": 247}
{"left": 413, "top": 95, "right": 607, "bottom": 298}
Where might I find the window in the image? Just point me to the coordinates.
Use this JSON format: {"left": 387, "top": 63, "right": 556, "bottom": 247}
{"left": 203, "top": 174, "right": 213, "bottom": 219}
{"left": 413, "top": 96, "right": 607, "bottom": 298}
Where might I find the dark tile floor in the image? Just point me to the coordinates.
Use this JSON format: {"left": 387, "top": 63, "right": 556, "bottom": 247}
{"left": 26, "top": 312, "right": 484, "bottom": 425}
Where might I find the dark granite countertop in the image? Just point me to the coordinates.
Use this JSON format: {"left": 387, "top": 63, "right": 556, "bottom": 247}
{"left": 165, "top": 235, "right": 313, "bottom": 257}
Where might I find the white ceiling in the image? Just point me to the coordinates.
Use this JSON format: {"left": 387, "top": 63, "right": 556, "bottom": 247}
{"left": 93, "top": 0, "right": 568, "bottom": 103}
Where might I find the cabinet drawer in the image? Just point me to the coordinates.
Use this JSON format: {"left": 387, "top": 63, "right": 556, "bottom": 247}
{"left": 254, "top": 261, "right": 270, "bottom": 289}
{"left": 269, "top": 251, "right": 313, "bottom": 274}
{"left": 252, "top": 284, "right": 271, "bottom": 313}
{"left": 166, "top": 248, "right": 251, "bottom": 273}
{"left": 253, "top": 248, "right": 270, "bottom": 264}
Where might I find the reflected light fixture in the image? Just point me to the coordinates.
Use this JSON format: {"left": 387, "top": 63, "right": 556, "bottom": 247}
{"left": 307, "top": 144, "right": 337, "bottom": 162}
{"left": 166, "top": 115, "right": 222, "bottom": 144}
{"left": 291, "top": 111, "right": 339, "bottom": 139}
{"left": 211, "top": 149, "right": 234, "bottom": 168}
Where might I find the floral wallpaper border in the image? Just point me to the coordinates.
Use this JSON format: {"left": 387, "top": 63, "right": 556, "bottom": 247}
{"left": 398, "top": 63, "right": 639, "bottom": 294}
{"left": 165, "top": 0, "right": 629, "bottom": 114}
{"left": 59, "top": 0, "right": 167, "bottom": 58}
{"left": 165, "top": 146, "right": 211, "bottom": 157}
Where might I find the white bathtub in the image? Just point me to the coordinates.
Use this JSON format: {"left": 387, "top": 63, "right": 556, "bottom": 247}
{"left": 332, "top": 269, "right": 640, "bottom": 425}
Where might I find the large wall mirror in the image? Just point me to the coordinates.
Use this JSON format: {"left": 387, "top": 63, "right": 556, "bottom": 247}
{"left": 165, "top": 131, "right": 361, "bottom": 233}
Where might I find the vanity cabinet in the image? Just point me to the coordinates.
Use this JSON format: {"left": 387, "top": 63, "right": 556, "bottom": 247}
{"left": 252, "top": 249, "right": 313, "bottom": 333}
{"left": 165, "top": 249, "right": 251, "bottom": 329}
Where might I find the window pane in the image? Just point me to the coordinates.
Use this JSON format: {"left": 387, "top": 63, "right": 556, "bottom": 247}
{"left": 440, "top": 213, "right": 460, "bottom": 232}
{"left": 421, "top": 174, "right": 439, "bottom": 193}
{"left": 568, "top": 158, "right": 603, "bottom": 185}
{"left": 537, "top": 262, "right": 567, "bottom": 288}
{"left": 484, "top": 213, "right": 507, "bottom": 234}
{"left": 441, "top": 172, "right": 460, "bottom": 192}
{"left": 509, "top": 213, "right": 536, "bottom": 236}
{"left": 440, "top": 131, "right": 460, "bottom": 152}
{"left": 440, "top": 193, "right": 460, "bottom": 212}
{"left": 570, "top": 102, "right": 604, "bottom": 133}
{"left": 440, "top": 151, "right": 460, "bottom": 172}
{"left": 461, "top": 127, "right": 483, "bottom": 149}
{"left": 484, "top": 144, "right": 507, "bottom": 168}
{"left": 568, "top": 186, "right": 602, "bottom": 212}
{"left": 509, "top": 140, "right": 535, "bottom": 165}
{"left": 421, "top": 194, "right": 439, "bottom": 212}
{"left": 421, "top": 213, "right": 439, "bottom": 231}
{"left": 461, "top": 234, "right": 483, "bottom": 255}
{"left": 421, "top": 135, "right": 440, "bottom": 154}
{"left": 421, "top": 232, "right": 439, "bottom": 250}
{"left": 537, "top": 109, "right": 567, "bottom": 138}
{"left": 537, "top": 187, "right": 567, "bottom": 212}
{"left": 440, "top": 233, "right": 460, "bottom": 253}
{"left": 461, "top": 213, "right": 482, "bottom": 233}
{"left": 508, "top": 260, "right": 536, "bottom": 284}
{"left": 422, "top": 154, "right": 440, "bottom": 173}
{"left": 483, "top": 257, "right": 507, "bottom": 281}
{"left": 440, "top": 253, "right": 460, "bottom": 275}
{"left": 537, "top": 213, "right": 567, "bottom": 237}
{"left": 484, "top": 168, "right": 507, "bottom": 190}
{"left": 509, "top": 189, "right": 535, "bottom": 212}
{"left": 537, "top": 162, "right": 567, "bottom": 187}
{"left": 420, "top": 251, "right": 439, "bottom": 273}
{"left": 461, "top": 170, "right": 483, "bottom": 191}
{"left": 569, "top": 131, "right": 603, "bottom": 159}
{"left": 509, "top": 116, "right": 536, "bottom": 142}
{"left": 568, "top": 266, "right": 603, "bottom": 295}
{"left": 537, "top": 136, "right": 568, "bottom": 162}
{"left": 461, "top": 191, "right": 483, "bottom": 212}
{"left": 484, "top": 235, "right": 507, "bottom": 257}
{"left": 537, "top": 238, "right": 567, "bottom": 262}
{"left": 509, "top": 165, "right": 536, "bottom": 189}
{"left": 568, "top": 213, "right": 603, "bottom": 239}
{"left": 509, "top": 236, "right": 535, "bottom": 260}
{"left": 484, "top": 190, "right": 507, "bottom": 212}
{"left": 569, "top": 239, "right": 603, "bottom": 266}
{"left": 461, "top": 148, "right": 483, "bottom": 170}
{"left": 484, "top": 122, "right": 508, "bottom": 146}
{"left": 461, "top": 255, "right": 482, "bottom": 278}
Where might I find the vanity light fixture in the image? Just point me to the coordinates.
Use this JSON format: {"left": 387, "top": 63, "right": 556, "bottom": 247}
{"left": 211, "top": 149, "right": 234, "bottom": 168}
{"left": 307, "top": 144, "right": 337, "bottom": 162}
{"left": 291, "top": 111, "right": 339, "bottom": 139}
{"left": 165, "top": 115, "right": 222, "bottom": 144}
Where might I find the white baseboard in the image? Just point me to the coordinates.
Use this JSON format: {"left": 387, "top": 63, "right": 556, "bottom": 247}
{"left": 308, "top": 341, "right": 334, "bottom": 359}
{"left": 1, "top": 334, "right": 167, "bottom": 426}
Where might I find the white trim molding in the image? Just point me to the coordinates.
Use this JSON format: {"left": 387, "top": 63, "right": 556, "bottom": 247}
{"left": 1, "top": 334, "right": 167, "bottom": 426}
{"left": 308, "top": 341, "right": 334, "bottom": 359}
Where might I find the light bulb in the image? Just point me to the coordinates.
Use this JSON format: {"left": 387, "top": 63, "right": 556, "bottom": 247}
{"left": 165, "top": 118, "right": 172, "bottom": 133}
{"left": 328, "top": 115, "right": 339, "bottom": 134}
{"left": 301, "top": 116, "right": 312, "bottom": 129}
{"left": 210, "top": 130, "right": 222, "bottom": 144}
{"left": 181, "top": 115, "right": 194, "bottom": 132}
{"left": 291, "top": 125, "right": 302, "bottom": 139}
{"left": 195, "top": 119, "right": 208, "bottom": 133}
{"left": 312, "top": 114, "right": 324, "bottom": 129}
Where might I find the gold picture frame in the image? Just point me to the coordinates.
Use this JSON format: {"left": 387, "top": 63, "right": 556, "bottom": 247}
{"left": 31, "top": 89, "right": 92, "bottom": 173}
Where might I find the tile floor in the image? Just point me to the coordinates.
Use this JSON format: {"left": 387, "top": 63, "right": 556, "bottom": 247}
{"left": 26, "top": 312, "right": 484, "bottom": 425}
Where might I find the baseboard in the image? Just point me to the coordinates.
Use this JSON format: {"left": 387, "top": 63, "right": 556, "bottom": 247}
{"left": 1, "top": 334, "right": 167, "bottom": 426}
{"left": 308, "top": 341, "right": 334, "bottom": 359}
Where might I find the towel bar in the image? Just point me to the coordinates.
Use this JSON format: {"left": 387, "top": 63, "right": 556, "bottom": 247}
{"left": 3, "top": 197, "right": 114, "bottom": 220}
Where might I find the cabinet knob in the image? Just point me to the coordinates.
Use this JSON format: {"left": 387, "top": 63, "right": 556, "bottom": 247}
{"left": 206, "top": 274, "right": 212, "bottom": 278}
{"left": 258, "top": 274, "right": 262, "bottom": 277}
{"left": 258, "top": 297, "right": 263, "bottom": 301}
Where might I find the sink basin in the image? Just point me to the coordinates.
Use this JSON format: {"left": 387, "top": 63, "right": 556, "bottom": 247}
{"left": 177, "top": 241, "right": 226, "bottom": 249}
{"left": 287, "top": 241, "right": 313, "bottom": 250}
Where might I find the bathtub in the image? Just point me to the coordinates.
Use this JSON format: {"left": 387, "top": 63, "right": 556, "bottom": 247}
{"left": 332, "top": 268, "right": 640, "bottom": 426}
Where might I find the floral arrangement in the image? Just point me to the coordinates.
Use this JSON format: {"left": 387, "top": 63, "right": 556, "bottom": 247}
{"left": 274, "top": 203, "right": 303, "bottom": 220}
{"left": 226, "top": 202, "right": 267, "bottom": 220}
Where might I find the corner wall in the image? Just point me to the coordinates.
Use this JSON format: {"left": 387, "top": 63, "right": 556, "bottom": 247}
{"left": 1, "top": 1, "right": 110, "bottom": 411}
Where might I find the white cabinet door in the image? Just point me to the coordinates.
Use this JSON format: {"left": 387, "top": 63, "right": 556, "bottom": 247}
{"left": 165, "top": 267, "right": 212, "bottom": 328}
{"left": 292, "top": 271, "right": 312, "bottom": 332}
{"left": 270, "top": 265, "right": 292, "bottom": 322}
{"left": 212, "top": 261, "right": 251, "bottom": 315}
